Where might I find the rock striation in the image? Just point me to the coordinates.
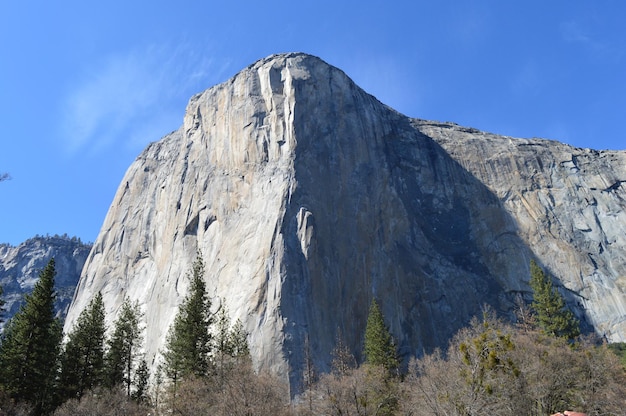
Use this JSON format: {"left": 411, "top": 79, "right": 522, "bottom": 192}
{"left": 0, "top": 235, "right": 91, "bottom": 332}
{"left": 420, "top": 122, "right": 626, "bottom": 340}
{"left": 64, "top": 53, "right": 626, "bottom": 393}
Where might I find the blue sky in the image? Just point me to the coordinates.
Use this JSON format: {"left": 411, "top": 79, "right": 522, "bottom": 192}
{"left": 1, "top": 1, "right": 625, "bottom": 245}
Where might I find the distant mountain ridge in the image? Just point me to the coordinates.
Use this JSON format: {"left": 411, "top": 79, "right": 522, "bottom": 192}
{"left": 60, "top": 53, "right": 626, "bottom": 394}
{"left": 0, "top": 235, "right": 91, "bottom": 331}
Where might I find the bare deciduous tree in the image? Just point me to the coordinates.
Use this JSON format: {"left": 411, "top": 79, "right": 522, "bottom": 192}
{"left": 401, "top": 312, "right": 626, "bottom": 416}
{"left": 53, "top": 387, "right": 151, "bottom": 416}
{"left": 0, "top": 389, "right": 32, "bottom": 416}
{"left": 162, "top": 360, "right": 291, "bottom": 416}
{"left": 298, "top": 364, "right": 400, "bottom": 416}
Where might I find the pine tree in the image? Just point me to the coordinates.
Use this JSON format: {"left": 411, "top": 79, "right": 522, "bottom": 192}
{"left": 213, "top": 302, "right": 249, "bottom": 360}
{"left": 213, "top": 301, "right": 233, "bottom": 383}
{"left": 529, "top": 259, "right": 580, "bottom": 339}
{"left": 229, "top": 318, "right": 250, "bottom": 360}
{"left": 214, "top": 301, "right": 233, "bottom": 357}
{"left": 213, "top": 302, "right": 230, "bottom": 386}
{"left": 104, "top": 297, "right": 144, "bottom": 396}
{"left": 0, "top": 258, "right": 63, "bottom": 414}
{"left": 132, "top": 357, "right": 150, "bottom": 403}
{"left": 0, "top": 284, "right": 5, "bottom": 323}
{"left": 59, "top": 292, "right": 106, "bottom": 401}
{"left": 364, "top": 298, "right": 399, "bottom": 374}
{"left": 162, "top": 254, "right": 213, "bottom": 385}
{"left": 212, "top": 302, "right": 251, "bottom": 388}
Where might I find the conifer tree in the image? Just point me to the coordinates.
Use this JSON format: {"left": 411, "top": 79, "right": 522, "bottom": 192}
{"left": 212, "top": 302, "right": 235, "bottom": 386}
{"left": 59, "top": 292, "right": 106, "bottom": 401}
{"left": 132, "top": 357, "right": 150, "bottom": 403}
{"left": 214, "top": 300, "right": 233, "bottom": 358}
{"left": 229, "top": 318, "right": 250, "bottom": 360}
{"left": 162, "top": 253, "right": 213, "bottom": 385}
{"left": 0, "top": 258, "right": 63, "bottom": 414}
{"left": 104, "top": 297, "right": 144, "bottom": 396}
{"left": 363, "top": 298, "right": 399, "bottom": 374}
{"left": 213, "top": 302, "right": 249, "bottom": 364}
{"left": 529, "top": 259, "right": 580, "bottom": 340}
{"left": 0, "top": 284, "right": 4, "bottom": 323}
{"left": 213, "top": 301, "right": 233, "bottom": 382}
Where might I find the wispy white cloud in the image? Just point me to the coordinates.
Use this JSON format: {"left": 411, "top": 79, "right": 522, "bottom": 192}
{"left": 559, "top": 20, "right": 609, "bottom": 54}
{"left": 60, "top": 42, "right": 230, "bottom": 156}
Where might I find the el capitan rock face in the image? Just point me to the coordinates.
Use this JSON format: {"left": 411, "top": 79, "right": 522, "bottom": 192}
{"left": 64, "top": 53, "right": 626, "bottom": 392}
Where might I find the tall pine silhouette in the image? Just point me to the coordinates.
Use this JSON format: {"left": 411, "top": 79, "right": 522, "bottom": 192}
{"left": 529, "top": 259, "right": 580, "bottom": 340}
{"left": 104, "top": 297, "right": 144, "bottom": 396}
{"left": 0, "top": 258, "right": 62, "bottom": 414}
{"left": 162, "top": 253, "right": 213, "bottom": 385}
{"left": 0, "top": 284, "right": 5, "bottom": 323}
{"left": 364, "top": 298, "right": 398, "bottom": 374}
{"left": 59, "top": 291, "right": 106, "bottom": 400}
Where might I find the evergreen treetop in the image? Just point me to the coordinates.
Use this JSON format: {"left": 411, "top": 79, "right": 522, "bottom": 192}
{"left": 162, "top": 253, "right": 213, "bottom": 383}
{"left": 0, "top": 284, "right": 4, "bottom": 323}
{"left": 213, "top": 300, "right": 251, "bottom": 387}
{"left": 529, "top": 259, "right": 580, "bottom": 340}
{"left": 104, "top": 296, "right": 144, "bottom": 396}
{"left": 213, "top": 300, "right": 250, "bottom": 362}
{"left": 0, "top": 258, "right": 63, "bottom": 415}
{"left": 228, "top": 318, "right": 250, "bottom": 360}
{"left": 132, "top": 357, "right": 150, "bottom": 403}
{"left": 364, "top": 298, "right": 399, "bottom": 375}
{"left": 59, "top": 291, "right": 107, "bottom": 401}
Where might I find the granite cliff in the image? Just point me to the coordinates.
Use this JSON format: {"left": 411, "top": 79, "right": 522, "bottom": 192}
{"left": 0, "top": 235, "right": 91, "bottom": 331}
{"left": 64, "top": 53, "right": 626, "bottom": 392}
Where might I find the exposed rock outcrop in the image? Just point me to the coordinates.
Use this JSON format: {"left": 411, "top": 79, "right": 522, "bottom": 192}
{"left": 64, "top": 53, "right": 626, "bottom": 393}
{"left": 420, "top": 121, "right": 626, "bottom": 340}
{"left": 0, "top": 235, "right": 91, "bottom": 331}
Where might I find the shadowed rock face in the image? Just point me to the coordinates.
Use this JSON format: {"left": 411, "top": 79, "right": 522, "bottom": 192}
{"left": 0, "top": 236, "right": 91, "bottom": 332}
{"left": 422, "top": 122, "right": 626, "bottom": 340}
{"left": 64, "top": 53, "right": 626, "bottom": 393}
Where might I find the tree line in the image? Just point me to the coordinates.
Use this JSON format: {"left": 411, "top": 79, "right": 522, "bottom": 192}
{"left": 0, "top": 254, "right": 251, "bottom": 415}
{"left": 1, "top": 256, "right": 625, "bottom": 415}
